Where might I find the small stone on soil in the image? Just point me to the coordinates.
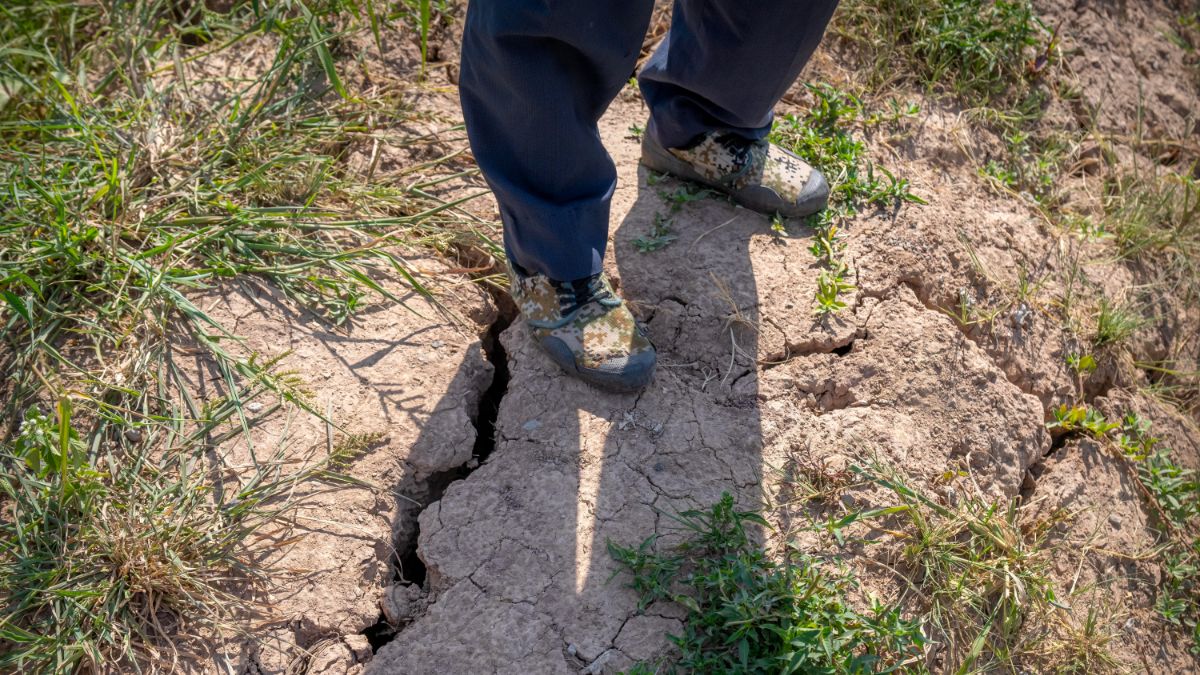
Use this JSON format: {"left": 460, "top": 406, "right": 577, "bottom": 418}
{"left": 381, "top": 584, "right": 425, "bottom": 625}
{"left": 343, "top": 634, "right": 372, "bottom": 663}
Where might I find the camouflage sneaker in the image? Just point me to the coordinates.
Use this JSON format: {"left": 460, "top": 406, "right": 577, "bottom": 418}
{"left": 641, "top": 126, "right": 829, "bottom": 218}
{"left": 507, "top": 263, "right": 656, "bottom": 392}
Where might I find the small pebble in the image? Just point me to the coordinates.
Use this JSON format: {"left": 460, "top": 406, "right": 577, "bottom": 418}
{"left": 566, "top": 644, "right": 578, "bottom": 658}
{"left": 431, "top": 339, "right": 444, "bottom": 349}
{"left": 247, "top": 401, "right": 264, "bottom": 413}
{"left": 1011, "top": 302, "right": 1031, "bottom": 328}
{"left": 343, "top": 634, "right": 372, "bottom": 663}
{"left": 1108, "top": 513, "right": 1122, "bottom": 528}
{"left": 466, "top": 458, "right": 480, "bottom": 469}
{"left": 124, "top": 428, "right": 143, "bottom": 443}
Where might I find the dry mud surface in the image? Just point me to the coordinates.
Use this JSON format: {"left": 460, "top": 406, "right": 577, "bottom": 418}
{"left": 180, "top": 257, "right": 496, "bottom": 673}
{"left": 200, "top": 1, "right": 1200, "bottom": 672}
{"left": 368, "top": 104, "right": 1056, "bottom": 672}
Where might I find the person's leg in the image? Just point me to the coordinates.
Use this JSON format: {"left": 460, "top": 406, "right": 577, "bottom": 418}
{"left": 638, "top": 0, "right": 840, "bottom": 149}
{"left": 459, "top": 0, "right": 659, "bottom": 392}
{"left": 459, "top": 0, "right": 655, "bottom": 282}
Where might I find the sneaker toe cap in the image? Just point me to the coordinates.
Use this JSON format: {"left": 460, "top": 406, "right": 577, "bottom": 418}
{"left": 730, "top": 165, "right": 829, "bottom": 218}
{"left": 795, "top": 166, "right": 830, "bottom": 212}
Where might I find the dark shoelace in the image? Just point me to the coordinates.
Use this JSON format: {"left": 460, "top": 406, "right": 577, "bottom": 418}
{"left": 712, "top": 132, "right": 766, "bottom": 184}
{"left": 554, "top": 274, "right": 620, "bottom": 318}
{"left": 714, "top": 133, "right": 755, "bottom": 168}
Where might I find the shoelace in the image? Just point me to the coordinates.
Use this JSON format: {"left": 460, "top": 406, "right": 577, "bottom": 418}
{"left": 713, "top": 133, "right": 766, "bottom": 185}
{"left": 554, "top": 274, "right": 620, "bottom": 318}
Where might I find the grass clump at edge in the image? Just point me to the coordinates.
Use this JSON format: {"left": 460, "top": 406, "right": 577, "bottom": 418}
{"left": 1117, "top": 414, "right": 1200, "bottom": 652}
{"left": 1102, "top": 170, "right": 1199, "bottom": 412}
{"left": 608, "top": 493, "right": 925, "bottom": 674}
{"left": 1105, "top": 169, "right": 1199, "bottom": 292}
{"left": 0, "top": 0, "right": 497, "bottom": 670}
{"left": 0, "top": 400, "right": 361, "bottom": 672}
{"left": 770, "top": 83, "right": 924, "bottom": 315}
{"left": 850, "top": 464, "right": 1068, "bottom": 672}
{"left": 832, "top": 0, "right": 1052, "bottom": 107}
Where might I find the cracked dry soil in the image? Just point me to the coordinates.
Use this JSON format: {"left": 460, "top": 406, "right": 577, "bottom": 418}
{"left": 365, "top": 100, "right": 1066, "bottom": 674}
{"left": 191, "top": 1, "right": 1200, "bottom": 672}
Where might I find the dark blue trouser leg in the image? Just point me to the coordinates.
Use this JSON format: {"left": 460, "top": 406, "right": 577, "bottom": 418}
{"left": 459, "top": 0, "right": 655, "bottom": 281}
{"left": 459, "top": 0, "right": 839, "bottom": 281}
{"left": 639, "top": 0, "right": 840, "bottom": 149}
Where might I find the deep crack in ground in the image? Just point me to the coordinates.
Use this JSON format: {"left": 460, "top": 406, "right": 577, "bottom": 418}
{"left": 360, "top": 292, "right": 515, "bottom": 652}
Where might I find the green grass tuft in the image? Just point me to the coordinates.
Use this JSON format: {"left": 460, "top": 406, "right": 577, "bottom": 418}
{"left": 608, "top": 494, "right": 925, "bottom": 674}
{"left": 771, "top": 83, "right": 923, "bottom": 315}
{"left": 1105, "top": 171, "right": 1199, "bottom": 290}
{"left": 1092, "top": 297, "right": 1146, "bottom": 349}
{"left": 0, "top": 1, "right": 496, "bottom": 669}
{"left": 0, "top": 400, "right": 341, "bottom": 672}
{"left": 833, "top": 0, "right": 1052, "bottom": 106}
{"left": 855, "top": 464, "right": 1064, "bottom": 672}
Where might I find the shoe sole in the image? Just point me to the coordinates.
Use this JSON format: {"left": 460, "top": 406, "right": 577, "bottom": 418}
{"left": 538, "top": 334, "right": 656, "bottom": 393}
{"left": 640, "top": 132, "right": 829, "bottom": 218}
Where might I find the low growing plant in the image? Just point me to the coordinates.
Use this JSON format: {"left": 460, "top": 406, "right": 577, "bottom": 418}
{"left": 633, "top": 212, "right": 678, "bottom": 252}
{"left": 1115, "top": 414, "right": 1200, "bottom": 651}
{"left": 608, "top": 494, "right": 925, "bottom": 673}
{"left": 854, "top": 464, "right": 1066, "bottom": 672}
{"left": 1047, "top": 404, "right": 1120, "bottom": 438}
{"left": 771, "top": 83, "right": 923, "bottom": 315}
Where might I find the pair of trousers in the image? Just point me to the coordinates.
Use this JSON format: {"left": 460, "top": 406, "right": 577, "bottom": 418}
{"left": 459, "top": 0, "right": 840, "bottom": 281}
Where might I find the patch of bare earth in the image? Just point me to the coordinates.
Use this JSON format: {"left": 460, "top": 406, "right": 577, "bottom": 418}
{"left": 176, "top": 255, "right": 495, "bottom": 673}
